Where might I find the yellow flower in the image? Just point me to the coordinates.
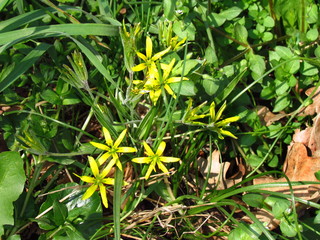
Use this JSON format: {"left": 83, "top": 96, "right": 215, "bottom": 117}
{"left": 182, "top": 98, "right": 207, "bottom": 125}
{"left": 90, "top": 127, "right": 137, "bottom": 173}
{"left": 74, "top": 156, "right": 115, "bottom": 208}
{"left": 132, "top": 141, "right": 180, "bottom": 180}
{"left": 208, "top": 101, "right": 240, "bottom": 139}
{"left": 135, "top": 58, "right": 188, "bottom": 105}
{"left": 131, "top": 36, "right": 171, "bottom": 77}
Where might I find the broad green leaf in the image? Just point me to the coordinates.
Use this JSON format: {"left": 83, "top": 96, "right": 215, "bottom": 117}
{"left": 172, "top": 20, "right": 196, "bottom": 41}
{"left": 306, "top": 28, "right": 319, "bottom": 42}
{"left": 315, "top": 171, "right": 320, "bottom": 181}
{"left": 170, "top": 80, "right": 196, "bottom": 96}
{"left": 234, "top": 23, "right": 248, "bottom": 45}
{"left": 0, "top": 151, "right": 26, "bottom": 236}
{"left": 274, "top": 46, "right": 294, "bottom": 60}
{"left": 263, "top": 16, "right": 275, "bottom": 28}
{"left": 279, "top": 220, "right": 298, "bottom": 237}
{"left": 41, "top": 89, "right": 62, "bottom": 105}
{"left": 0, "top": 43, "right": 51, "bottom": 92}
{"left": 275, "top": 79, "right": 290, "bottom": 96}
{"left": 219, "top": 7, "right": 242, "bottom": 20}
{"left": 172, "top": 59, "right": 202, "bottom": 76}
{"left": 301, "top": 61, "right": 319, "bottom": 76}
{"left": 163, "top": 0, "right": 176, "bottom": 21}
{"left": 273, "top": 95, "right": 290, "bottom": 112}
{"left": 272, "top": 200, "right": 291, "bottom": 219}
{"left": 207, "top": 13, "right": 226, "bottom": 27}
{"left": 248, "top": 53, "right": 265, "bottom": 80}
{"left": 202, "top": 75, "right": 220, "bottom": 96}
{"left": 53, "top": 200, "right": 68, "bottom": 226}
{"left": 284, "top": 60, "right": 300, "bottom": 74}
{"left": 0, "top": 0, "right": 10, "bottom": 11}
{"left": 242, "top": 193, "right": 264, "bottom": 208}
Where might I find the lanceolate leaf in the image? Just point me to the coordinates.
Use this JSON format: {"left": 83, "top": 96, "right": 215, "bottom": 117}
{"left": 0, "top": 152, "right": 26, "bottom": 236}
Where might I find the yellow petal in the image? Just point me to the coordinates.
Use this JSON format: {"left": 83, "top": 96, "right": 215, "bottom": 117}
{"left": 98, "top": 152, "right": 111, "bottom": 165}
{"left": 167, "top": 77, "right": 188, "bottom": 83}
{"left": 146, "top": 36, "right": 153, "bottom": 59}
{"left": 215, "top": 116, "right": 240, "bottom": 127}
{"left": 164, "top": 84, "right": 175, "bottom": 97}
{"left": 115, "top": 158, "right": 123, "bottom": 171}
{"left": 101, "top": 158, "right": 116, "bottom": 177}
{"left": 136, "top": 51, "right": 147, "bottom": 61}
{"left": 155, "top": 141, "right": 166, "bottom": 156}
{"left": 143, "top": 141, "right": 154, "bottom": 156}
{"left": 117, "top": 147, "right": 137, "bottom": 153}
{"left": 145, "top": 161, "right": 156, "bottom": 180}
{"left": 157, "top": 161, "right": 169, "bottom": 175}
{"left": 219, "top": 128, "right": 238, "bottom": 139}
{"left": 132, "top": 156, "right": 152, "bottom": 164}
{"left": 90, "top": 142, "right": 110, "bottom": 151}
{"left": 215, "top": 101, "right": 226, "bottom": 122}
{"left": 103, "top": 127, "right": 113, "bottom": 146}
{"left": 82, "top": 184, "right": 98, "bottom": 200}
{"left": 88, "top": 156, "right": 99, "bottom": 177}
{"left": 74, "top": 174, "right": 95, "bottom": 184}
{"left": 114, "top": 129, "right": 127, "bottom": 147}
{"left": 102, "top": 178, "right": 115, "bottom": 185}
{"left": 209, "top": 101, "right": 216, "bottom": 121}
{"left": 99, "top": 184, "right": 109, "bottom": 208}
{"left": 159, "top": 156, "right": 180, "bottom": 163}
{"left": 132, "top": 63, "right": 147, "bottom": 72}
{"left": 150, "top": 89, "right": 161, "bottom": 104}
{"left": 151, "top": 47, "right": 171, "bottom": 61}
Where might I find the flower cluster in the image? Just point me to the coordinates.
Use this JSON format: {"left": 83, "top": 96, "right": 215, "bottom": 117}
{"left": 132, "top": 36, "right": 187, "bottom": 105}
{"left": 183, "top": 99, "right": 240, "bottom": 139}
{"left": 75, "top": 127, "right": 180, "bottom": 207}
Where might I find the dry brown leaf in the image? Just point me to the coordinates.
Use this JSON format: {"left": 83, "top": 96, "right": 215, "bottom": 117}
{"left": 198, "top": 150, "right": 243, "bottom": 190}
{"left": 256, "top": 105, "right": 288, "bottom": 126}
{"left": 298, "top": 87, "right": 320, "bottom": 116}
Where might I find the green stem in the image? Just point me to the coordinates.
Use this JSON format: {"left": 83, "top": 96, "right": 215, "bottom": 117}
{"left": 20, "top": 158, "right": 44, "bottom": 217}
{"left": 113, "top": 167, "right": 123, "bottom": 240}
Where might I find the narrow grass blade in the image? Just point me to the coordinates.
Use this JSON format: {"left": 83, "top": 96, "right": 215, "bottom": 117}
{"left": 0, "top": 42, "right": 51, "bottom": 92}
{"left": 0, "top": 23, "right": 119, "bottom": 45}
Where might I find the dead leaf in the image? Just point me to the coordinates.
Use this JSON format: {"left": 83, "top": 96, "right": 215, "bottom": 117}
{"left": 198, "top": 150, "right": 243, "bottom": 190}
{"left": 298, "top": 87, "right": 320, "bottom": 116}
{"left": 256, "top": 105, "right": 288, "bottom": 126}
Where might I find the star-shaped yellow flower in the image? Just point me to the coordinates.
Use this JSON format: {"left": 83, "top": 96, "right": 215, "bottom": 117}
{"left": 132, "top": 141, "right": 180, "bottom": 180}
{"left": 90, "top": 127, "right": 137, "bottom": 173}
{"left": 131, "top": 36, "right": 171, "bottom": 77}
{"left": 74, "top": 156, "right": 115, "bottom": 208}
{"left": 133, "top": 58, "right": 188, "bottom": 105}
{"left": 208, "top": 101, "right": 240, "bottom": 139}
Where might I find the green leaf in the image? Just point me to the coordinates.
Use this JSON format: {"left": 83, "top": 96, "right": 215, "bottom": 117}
{"left": 279, "top": 220, "right": 297, "bottom": 237}
{"left": 273, "top": 95, "right": 290, "bottom": 112}
{"left": 220, "top": 7, "right": 242, "bottom": 20}
{"left": 172, "top": 20, "right": 196, "bottom": 41}
{"left": 306, "top": 28, "right": 319, "bottom": 42}
{"left": 284, "top": 59, "right": 300, "bottom": 74}
{"left": 0, "top": 43, "right": 51, "bottom": 92}
{"left": 301, "top": 61, "right": 319, "bottom": 76}
{"left": 248, "top": 53, "right": 265, "bottom": 80}
{"left": 315, "top": 171, "right": 320, "bottom": 181}
{"left": 242, "top": 193, "right": 264, "bottom": 208}
{"left": 172, "top": 59, "right": 202, "bottom": 76}
{"left": 0, "top": 151, "right": 26, "bottom": 236}
{"left": 207, "top": 13, "right": 226, "bottom": 27}
{"left": 0, "top": 24, "right": 119, "bottom": 45}
{"left": 41, "top": 89, "right": 62, "bottom": 105}
{"left": 234, "top": 23, "right": 248, "bottom": 45}
{"left": 170, "top": 80, "right": 196, "bottom": 96}
{"left": 163, "top": 0, "right": 176, "bottom": 21}
{"left": 272, "top": 200, "right": 291, "bottom": 219}
{"left": 53, "top": 200, "right": 68, "bottom": 226}
{"left": 274, "top": 46, "right": 294, "bottom": 60}
{"left": 263, "top": 16, "right": 275, "bottom": 28}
